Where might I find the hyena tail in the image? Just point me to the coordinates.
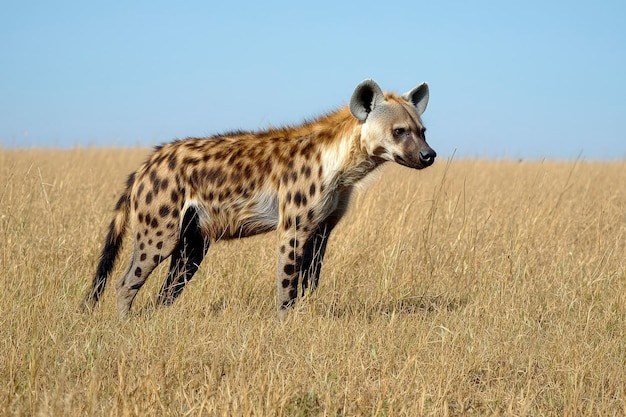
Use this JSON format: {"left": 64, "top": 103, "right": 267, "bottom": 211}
{"left": 82, "top": 172, "right": 135, "bottom": 311}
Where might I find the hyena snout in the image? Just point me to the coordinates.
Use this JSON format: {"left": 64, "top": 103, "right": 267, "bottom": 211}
{"left": 418, "top": 147, "right": 437, "bottom": 167}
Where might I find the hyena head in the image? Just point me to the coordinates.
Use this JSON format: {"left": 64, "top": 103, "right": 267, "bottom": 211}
{"left": 350, "top": 79, "right": 436, "bottom": 169}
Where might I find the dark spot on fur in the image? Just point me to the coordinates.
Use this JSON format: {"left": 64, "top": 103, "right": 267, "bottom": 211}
{"left": 140, "top": 253, "right": 147, "bottom": 261}
{"left": 281, "top": 279, "right": 290, "bottom": 288}
{"left": 138, "top": 213, "right": 144, "bottom": 223}
{"left": 134, "top": 267, "right": 142, "bottom": 277}
{"left": 156, "top": 241, "right": 163, "bottom": 250}
{"left": 280, "top": 245, "right": 285, "bottom": 254}
{"left": 284, "top": 217, "right": 292, "bottom": 229}
{"left": 145, "top": 213, "right": 151, "bottom": 225}
{"left": 150, "top": 218, "right": 158, "bottom": 228}
{"left": 168, "top": 154, "right": 177, "bottom": 170}
{"left": 148, "top": 239, "right": 153, "bottom": 245}
{"left": 153, "top": 255, "right": 160, "bottom": 263}
{"left": 152, "top": 178, "right": 161, "bottom": 195}
{"left": 262, "top": 160, "right": 272, "bottom": 175}
{"left": 288, "top": 251, "right": 295, "bottom": 261}
{"left": 309, "top": 183, "right": 316, "bottom": 197}
{"left": 289, "top": 238, "right": 298, "bottom": 248}
{"left": 227, "top": 151, "right": 239, "bottom": 165}
{"left": 290, "top": 171, "right": 298, "bottom": 182}
{"left": 139, "top": 242, "right": 145, "bottom": 250}
{"left": 244, "top": 165, "right": 253, "bottom": 180}
{"left": 156, "top": 231, "right": 163, "bottom": 237}
{"left": 146, "top": 192, "right": 153, "bottom": 205}
{"left": 160, "top": 178, "right": 169, "bottom": 191}
{"left": 159, "top": 205, "right": 170, "bottom": 217}
{"left": 300, "top": 142, "right": 313, "bottom": 156}
{"left": 294, "top": 192, "right": 302, "bottom": 206}
{"left": 284, "top": 263, "right": 295, "bottom": 275}
{"left": 183, "top": 156, "right": 201, "bottom": 166}
{"left": 171, "top": 190, "right": 179, "bottom": 203}
{"left": 286, "top": 192, "right": 292, "bottom": 204}
{"left": 307, "top": 209, "right": 315, "bottom": 222}
{"left": 137, "top": 183, "right": 145, "bottom": 198}
{"left": 204, "top": 167, "right": 226, "bottom": 185}
{"left": 218, "top": 191, "right": 229, "bottom": 202}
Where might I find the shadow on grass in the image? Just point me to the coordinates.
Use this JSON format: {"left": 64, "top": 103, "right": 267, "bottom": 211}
{"left": 320, "top": 294, "right": 469, "bottom": 320}
{"left": 135, "top": 296, "right": 230, "bottom": 319}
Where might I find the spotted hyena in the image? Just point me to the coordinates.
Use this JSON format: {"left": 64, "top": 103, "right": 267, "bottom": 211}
{"left": 83, "top": 79, "right": 436, "bottom": 319}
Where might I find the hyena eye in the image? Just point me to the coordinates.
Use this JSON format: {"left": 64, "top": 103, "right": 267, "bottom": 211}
{"left": 392, "top": 128, "right": 407, "bottom": 138}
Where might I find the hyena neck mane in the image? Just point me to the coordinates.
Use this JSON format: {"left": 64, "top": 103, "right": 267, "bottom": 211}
{"left": 216, "top": 106, "right": 379, "bottom": 187}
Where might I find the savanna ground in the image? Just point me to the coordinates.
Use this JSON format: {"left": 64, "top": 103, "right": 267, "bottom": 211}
{"left": 0, "top": 148, "right": 625, "bottom": 416}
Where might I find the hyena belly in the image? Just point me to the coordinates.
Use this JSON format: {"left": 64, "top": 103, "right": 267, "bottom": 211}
{"left": 186, "top": 188, "right": 280, "bottom": 241}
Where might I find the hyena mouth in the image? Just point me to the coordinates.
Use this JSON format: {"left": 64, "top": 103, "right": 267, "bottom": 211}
{"left": 394, "top": 150, "right": 436, "bottom": 169}
{"left": 394, "top": 154, "right": 421, "bottom": 169}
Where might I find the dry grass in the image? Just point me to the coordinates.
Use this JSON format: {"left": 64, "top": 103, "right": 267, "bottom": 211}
{"left": 1, "top": 148, "right": 625, "bottom": 416}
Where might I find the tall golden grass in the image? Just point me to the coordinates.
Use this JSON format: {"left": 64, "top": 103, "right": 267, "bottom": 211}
{"left": 0, "top": 148, "right": 624, "bottom": 416}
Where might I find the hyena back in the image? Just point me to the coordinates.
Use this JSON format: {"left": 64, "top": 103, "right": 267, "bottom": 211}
{"left": 83, "top": 79, "right": 436, "bottom": 320}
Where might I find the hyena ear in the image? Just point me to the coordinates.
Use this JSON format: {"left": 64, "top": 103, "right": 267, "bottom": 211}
{"left": 349, "top": 79, "right": 386, "bottom": 121}
{"left": 403, "top": 82, "right": 429, "bottom": 115}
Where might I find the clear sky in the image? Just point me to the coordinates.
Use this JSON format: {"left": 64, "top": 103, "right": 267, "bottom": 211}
{"left": 1, "top": 0, "right": 625, "bottom": 159}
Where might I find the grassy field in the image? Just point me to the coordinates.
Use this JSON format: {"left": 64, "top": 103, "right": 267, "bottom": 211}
{"left": 0, "top": 148, "right": 625, "bottom": 416}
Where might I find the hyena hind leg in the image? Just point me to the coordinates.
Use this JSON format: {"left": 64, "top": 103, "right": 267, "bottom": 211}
{"left": 115, "top": 238, "right": 177, "bottom": 320}
{"left": 157, "top": 206, "right": 210, "bottom": 306}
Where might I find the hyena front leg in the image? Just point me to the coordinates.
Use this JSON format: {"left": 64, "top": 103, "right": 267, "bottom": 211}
{"left": 276, "top": 221, "right": 314, "bottom": 320}
{"left": 301, "top": 190, "right": 351, "bottom": 293}
{"left": 157, "top": 206, "right": 210, "bottom": 306}
{"left": 300, "top": 223, "right": 333, "bottom": 294}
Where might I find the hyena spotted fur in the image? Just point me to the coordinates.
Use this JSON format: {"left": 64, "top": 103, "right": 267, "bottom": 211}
{"left": 83, "top": 79, "right": 436, "bottom": 320}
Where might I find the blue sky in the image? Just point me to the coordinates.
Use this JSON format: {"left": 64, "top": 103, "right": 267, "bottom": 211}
{"left": 1, "top": 0, "right": 625, "bottom": 159}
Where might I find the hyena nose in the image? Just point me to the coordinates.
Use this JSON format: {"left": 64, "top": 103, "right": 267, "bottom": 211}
{"left": 419, "top": 148, "right": 437, "bottom": 166}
